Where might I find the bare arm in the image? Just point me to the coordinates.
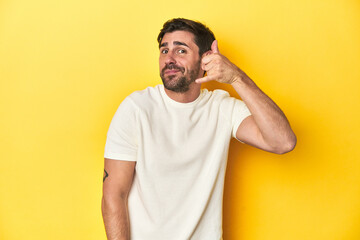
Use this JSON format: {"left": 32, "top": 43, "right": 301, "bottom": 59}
{"left": 232, "top": 78, "right": 296, "bottom": 154}
{"left": 196, "top": 40, "right": 296, "bottom": 154}
{"left": 102, "top": 158, "right": 136, "bottom": 240}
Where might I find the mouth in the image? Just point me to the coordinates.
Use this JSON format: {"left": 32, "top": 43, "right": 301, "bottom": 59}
{"left": 164, "top": 69, "right": 181, "bottom": 75}
{"left": 162, "top": 65, "right": 185, "bottom": 76}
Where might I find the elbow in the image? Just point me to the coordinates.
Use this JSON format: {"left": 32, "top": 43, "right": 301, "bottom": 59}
{"left": 102, "top": 195, "right": 112, "bottom": 216}
{"left": 102, "top": 192, "right": 128, "bottom": 215}
{"left": 273, "top": 134, "right": 297, "bottom": 155}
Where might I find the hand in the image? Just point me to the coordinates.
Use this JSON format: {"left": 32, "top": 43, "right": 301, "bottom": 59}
{"left": 195, "top": 40, "right": 243, "bottom": 85}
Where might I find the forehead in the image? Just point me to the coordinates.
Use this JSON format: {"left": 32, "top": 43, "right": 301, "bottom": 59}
{"left": 161, "top": 31, "right": 197, "bottom": 48}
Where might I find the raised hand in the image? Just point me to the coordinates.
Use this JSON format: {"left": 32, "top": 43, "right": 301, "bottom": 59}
{"left": 195, "top": 40, "right": 243, "bottom": 85}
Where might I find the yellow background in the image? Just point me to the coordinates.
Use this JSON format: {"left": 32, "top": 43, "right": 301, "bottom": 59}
{"left": 1, "top": 0, "right": 359, "bottom": 239}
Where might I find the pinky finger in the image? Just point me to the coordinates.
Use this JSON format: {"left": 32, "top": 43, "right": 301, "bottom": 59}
{"left": 195, "top": 76, "right": 214, "bottom": 84}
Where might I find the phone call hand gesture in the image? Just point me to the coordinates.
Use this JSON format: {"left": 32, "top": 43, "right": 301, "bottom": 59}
{"left": 196, "top": 40, "right": 244, "bottom": 85}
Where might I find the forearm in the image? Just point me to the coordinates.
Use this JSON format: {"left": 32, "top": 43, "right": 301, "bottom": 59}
{"left": 232, "top": 71, "right": 296, "bottom": 151}
{"left": 196, "top": 40, "right": 295, "bottom": 152}
{"left": 102, "top": 196, "right": 130, "bottom": 240}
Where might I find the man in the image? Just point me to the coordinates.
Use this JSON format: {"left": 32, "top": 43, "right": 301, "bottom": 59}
{"left": 102, "top": 18, "right": 296, "bottom": 240}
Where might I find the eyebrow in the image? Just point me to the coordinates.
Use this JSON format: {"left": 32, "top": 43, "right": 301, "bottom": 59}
{"left": 159, "top": 41, "right": 190, "bottom": 48}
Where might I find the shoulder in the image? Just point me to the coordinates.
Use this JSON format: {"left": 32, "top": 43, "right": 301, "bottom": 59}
{"left": 209, "top": 89, "right": 230, "bottom": 98}
{"left": 111, "top": 86, "right": 161, "bottom": 122}
{"left": 202, "top": 88, "right": 233, "bottom": 104}
{"left": 123, "top": 85, "right": 162, "bottom": 111}
{"left": 129, "top": 85, "right": 161, "bottom": 100}
{"left": 202, "top": 88, "right": 248, "bottom": 111}
{"left": 129, "top": 85, "right": 160, "bottom": 99}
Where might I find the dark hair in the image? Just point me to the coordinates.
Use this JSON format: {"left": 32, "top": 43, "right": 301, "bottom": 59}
{"left": 157, "top": 18, "right": 216, "bottom": 57}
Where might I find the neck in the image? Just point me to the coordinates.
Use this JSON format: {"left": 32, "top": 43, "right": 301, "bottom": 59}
{"left": 164, "top": 83, "right": 201, "bottom": 103}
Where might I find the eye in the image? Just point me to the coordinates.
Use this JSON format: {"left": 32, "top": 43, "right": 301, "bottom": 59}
{"left": 161, "top": 49, "right": 168, "bottom": 54}
{"left": 177, "top": 49, "right": 186, "bottom": 54}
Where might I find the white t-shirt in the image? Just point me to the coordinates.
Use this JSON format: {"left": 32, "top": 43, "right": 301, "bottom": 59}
{"left": 104, "top": 84, "right": 251, "bottom": 240}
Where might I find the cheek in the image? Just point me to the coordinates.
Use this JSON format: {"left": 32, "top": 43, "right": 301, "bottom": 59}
{"left": 159, "top": 58, "right": 165, "bottom": 69}
{"left": 190, "top": 59, "right": 201, "bottom": 70}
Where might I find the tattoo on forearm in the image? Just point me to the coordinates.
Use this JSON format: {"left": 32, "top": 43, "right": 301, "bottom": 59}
{"left": 103, "top": 169, "right": 109, "bottom": 182}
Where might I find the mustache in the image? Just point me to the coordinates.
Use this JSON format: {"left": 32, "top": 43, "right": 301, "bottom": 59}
{"left": 161, "top": 64, "right": 185, "bottom": 74}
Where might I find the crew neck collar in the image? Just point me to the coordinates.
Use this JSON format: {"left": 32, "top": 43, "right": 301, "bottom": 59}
{"left": 159, "top": 85, "right": 204, "bottom": 108}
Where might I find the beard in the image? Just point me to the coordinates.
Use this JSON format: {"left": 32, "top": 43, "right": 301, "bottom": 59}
{"left": 160, "top": 62, "right": 200, "bottom": 93}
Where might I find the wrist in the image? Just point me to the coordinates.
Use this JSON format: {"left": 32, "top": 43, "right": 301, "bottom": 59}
{"left": 230, "top": 70, "right": 246, "bottom": 85}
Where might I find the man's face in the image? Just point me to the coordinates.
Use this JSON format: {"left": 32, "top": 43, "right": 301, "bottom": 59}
{"left": 159, "top": 31, "right": 203, "bottom": 93}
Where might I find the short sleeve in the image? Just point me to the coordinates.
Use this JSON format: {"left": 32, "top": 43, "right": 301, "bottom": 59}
{"left": 104, "top": 97, "right": 138, "bottom": 161}
{"left": 231, "top": 99, "right": 251, "bottom": 140}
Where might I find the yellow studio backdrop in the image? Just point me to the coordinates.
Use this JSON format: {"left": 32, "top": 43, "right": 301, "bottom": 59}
{"left": 0, "top": 0, "right": 359, "bottom": 239}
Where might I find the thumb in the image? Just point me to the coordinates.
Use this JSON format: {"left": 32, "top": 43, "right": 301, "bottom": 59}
{"left": 211, "top": 40, "right": 219, "bottom": 54}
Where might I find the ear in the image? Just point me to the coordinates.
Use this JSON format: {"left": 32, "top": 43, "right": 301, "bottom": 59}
{"left": 211, "top": 40, "right": 219, "bottom": 54}
{"left": 201, "top": 50, "right": 212, "bottom": 59}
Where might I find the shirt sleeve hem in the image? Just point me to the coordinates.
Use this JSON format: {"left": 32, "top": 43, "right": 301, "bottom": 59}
{"left": 104, "top": 153, "right": 137, "bottom": 161}
{"left": 232, "top": 113, "right": 252, "bottom": 143}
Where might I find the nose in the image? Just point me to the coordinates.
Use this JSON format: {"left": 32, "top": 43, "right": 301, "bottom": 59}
{"left": 165, "top": 52, "right": 176, "bottom": 65}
